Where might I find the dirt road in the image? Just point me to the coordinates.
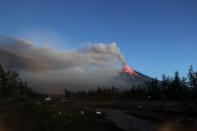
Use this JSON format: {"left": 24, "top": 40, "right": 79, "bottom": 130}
{"left": 103, "top": 108, "right": 156, "bottom": 131}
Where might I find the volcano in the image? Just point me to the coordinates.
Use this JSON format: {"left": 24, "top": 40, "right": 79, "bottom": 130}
{"left": 120, "top": 63, "right": 153, "bottom": 85}
{"left": 122, "top": 64, "right": 138, "bottom": 76}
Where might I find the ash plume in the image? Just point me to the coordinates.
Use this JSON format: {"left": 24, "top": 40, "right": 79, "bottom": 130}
{"left": 0, "top": 34, "right": 125, "bottom": 93}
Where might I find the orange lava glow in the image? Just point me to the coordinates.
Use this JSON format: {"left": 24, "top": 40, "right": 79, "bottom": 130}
{"left": 123, "top": 64, "right": 138, "bottom": 76}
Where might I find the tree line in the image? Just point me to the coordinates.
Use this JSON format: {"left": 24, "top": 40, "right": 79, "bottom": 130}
{"left": 0, "top": 64, "right": 197, "bottom": 101}
{"left": 64, "top": 66, "right": 197, "bottom": 101}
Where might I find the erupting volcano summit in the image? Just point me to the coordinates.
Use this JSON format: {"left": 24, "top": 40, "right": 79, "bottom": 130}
{"left": 120, "top": 63, "right": 153, "bottom": 85}
{"left": 122, "top": 63, "right": 138, "bottom": 76}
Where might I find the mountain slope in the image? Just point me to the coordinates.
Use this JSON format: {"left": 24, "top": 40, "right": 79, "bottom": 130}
{"left": 120, "top": 64, "right": 153, "bottom": 85}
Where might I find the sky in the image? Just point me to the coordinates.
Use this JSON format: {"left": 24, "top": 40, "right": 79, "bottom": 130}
{"left": 0, "top": 0, "right": 197, "bottom": 78}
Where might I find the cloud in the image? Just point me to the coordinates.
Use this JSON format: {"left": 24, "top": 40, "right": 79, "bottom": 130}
{"left": 0, "top": 34, "right": 125, "bottom": 93}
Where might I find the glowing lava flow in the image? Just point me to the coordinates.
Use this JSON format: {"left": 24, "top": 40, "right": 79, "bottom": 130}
{"left": 123, "top": 64, "right": 138, "bottom": 76}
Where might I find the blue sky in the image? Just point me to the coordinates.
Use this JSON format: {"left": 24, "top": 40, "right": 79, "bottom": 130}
{"left": 0, "top": 0, "right": 197, "bottom": 78}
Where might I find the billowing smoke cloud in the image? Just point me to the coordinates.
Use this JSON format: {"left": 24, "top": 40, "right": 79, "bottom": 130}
{"left": 0, "top": 34, "right": 125, "bottom": 93}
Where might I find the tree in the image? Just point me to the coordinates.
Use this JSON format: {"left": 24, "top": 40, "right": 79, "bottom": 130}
{"left": 170, "top": 71, "right": 182, "bottom": 100}
{"left": 64, "top": 89, "right": 72, "bottom": 98}
{"left": 181, "top": 76, "right": 190, "bottom": 100}
{"left": 173, "top": 71, "right": 181, "bottom": 87}
{"left": 0, "top": 65, "right": 29, "bottom": 97}
{"left": 187, "top": 66, "right": 197, "bottom": 100}
{"left": 188, "top": 66, "right": 195, "bottom": 88}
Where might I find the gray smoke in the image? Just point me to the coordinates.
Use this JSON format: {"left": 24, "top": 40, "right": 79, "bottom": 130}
{"left": 0, "top": 34, "right": 125, "bottom": 93}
